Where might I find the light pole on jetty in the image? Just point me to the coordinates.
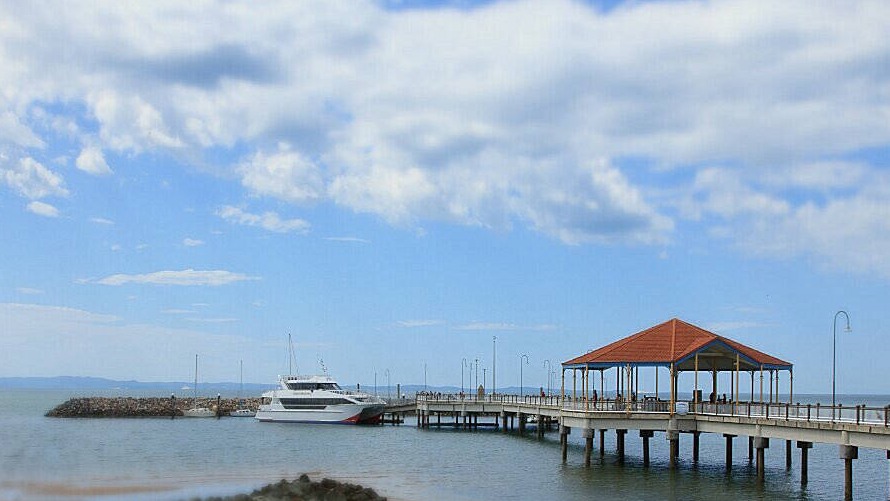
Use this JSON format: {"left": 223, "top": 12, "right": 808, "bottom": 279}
{"left": 520, "top": 354, "right": 529, "bottom": 397}
{"left": 475, "top": 358, "right": 479, "bottom": 391}
{"left": 493, "top": 336, "right": 497, "bottom": 395}
{"left": 544, "top": 359, "right": 552, "bottom": 396}
{"left": 385, "top": 369, "right": 391, "bottom": 400}
{"left": 832, "top": 310, "right": 852, "bottom": 413}
{"left": 461, "top": 358, "right": 467, "bottom": 394}
{"left": 423, "top": 362, "right": 427, "bottom": 392}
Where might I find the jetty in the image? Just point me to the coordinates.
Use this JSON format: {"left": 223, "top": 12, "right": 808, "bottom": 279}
{"left": 412, "top": 318, "right": 889, "bottom": 501}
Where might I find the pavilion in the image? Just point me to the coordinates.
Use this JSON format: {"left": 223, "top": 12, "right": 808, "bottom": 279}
{"left": 561, "top": 318, "right": 793, "bottom": 412}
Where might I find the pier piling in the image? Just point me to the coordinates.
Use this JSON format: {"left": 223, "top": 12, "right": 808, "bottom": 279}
{"left": 616, "top": 429, "right": 627, "bottom": 464}
{"left": 785, "top": 439, "right": 792, "bottom": 470}
{"left": 797, "top": 441, "right": 812, "bottom": 484}
{"left": 583, "top": 428, "right": 594, "bottom": 467}
{"left": 754, "top": 437, "right": 769, "bottom": 481}
{"left": 640, "top": 430, "right": 653, "bottom": 466}
{"left": 724, "top": 434, "right": 735, "bottom": 472}
{"left": 560, "top": 425, "right": 571, "bottom": 463}
{"left": 839, "top": 445, "right": 857, "bottom": 500}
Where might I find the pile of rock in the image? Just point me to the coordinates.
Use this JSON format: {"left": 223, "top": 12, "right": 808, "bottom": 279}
{"left": 45, "top": 396, "right": 263, "bottom": 418}
{"left": 201, "top": 474, "right": 387, "bottom": 501}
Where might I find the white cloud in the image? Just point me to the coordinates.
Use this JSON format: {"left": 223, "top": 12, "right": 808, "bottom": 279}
{"left": 183, "top": 238, "right": 204, "bottom": 247}
{"left": 90, "top": 217, "right": 114, "bottom": 225}
{"left": 2, "top": 157, "right": 68, "bottom": 199}
{"left": 396, "top": 319, "right": 443, "bottom": 328}
{"left": 26, "top": 200, "right": 60, "bottom": 217}
{"left": 75, "top": 145, "right": 113, "bottom": 175}
{"left": 1, "top": 0, "right": 890, "bottom": 269}
{"left": 454, "top": 322, "right": 557, "bottom": 332}
{"left": 217, "top": 205, "right": 310, "bottom": 234}
{"left": 96, "top": 269, "right": 259, "bottom": 286}
{"left": 15, "top": 287, "right": 43, "bottom": 295}
{"left": 238, "top": 146, "right": 324, "bottom": 204}
{"left": 325, "top": 236, "right": 371, "bottom": 244}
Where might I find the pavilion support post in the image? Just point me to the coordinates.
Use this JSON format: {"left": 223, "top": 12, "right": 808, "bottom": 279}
{"left": 724, "top": 434, "right": 736, "bottom": 472}
{"left": 561, "top": 369, "right": 566, "bottom": 407}
{"left": 790, "top": 369, "right": 794, "bottom": 405}
{"left": 655, "top": 366, "right": 658, "bottom": 399}
{"left": 694, "top": 354, "right": 699, "bottom": 410}
{"left": 735, "top": 354, "right": 740, "bottom": 409}
{"left": 572, "top": 369, "right": 577, "bottom": 408}
{"left": 640, "top": 430, "right": 653, "bottom": 466}
{"left": 600, "top": 370, "right": 604, "bottom": 402}
{"left": 583, "top": 428, "right": 594, "bottom": 467}
{"left": 712, "top": 367, "right": 718, "bottom": 403}
{"left": 669, "top": 363, "right": 676, "bottom": 416}
{"left": 759, "top": 365, "right": 764, "bottom": 405}
{"left": 840, "top": 445, "right": 858, "bottom": 501}
{"left": 798, "top": 441, "right": 813, "bottom": 484}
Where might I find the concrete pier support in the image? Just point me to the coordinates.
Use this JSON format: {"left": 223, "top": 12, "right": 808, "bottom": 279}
{"left": 599, "top": 429, "right": 606, "bottom": 458}
{"left": 583, "top": 428, "right": 594, "bottom": 467}
{"left": 748, "top": 436, "right": 754, "bottom": 462}
{"left": 537, "top": 415, "right": 544, "bottom": 439}
{"left": 667, "top": 430, "right": 680, "bottom": 468}
{"left": 692, "top": 431, "right": 700, "bottom": 462}
{"left": 754, "top": 437, "right": 769, "bottom": 481}
{"left": 501, "top": 412, "right": 508, "bottom": 433}
{"left": 797, "top": 441, "right": 813, "bottom": 484}
{"left": 723, "top": 434, "right": 736, "bottom": 471}
{"left": 640, "top": 430, "right": 654, "bottom": 466}
{"left": 560, "top": 425, "right": 571, "bottom": 463}
{"left": 839, "top": 445, "right": 858, "bottom": 501}
{"left": 518, "top": 413, "right": 526, "bottom": 435}
{"left": 785, "top": 439, "right": 792, "bottom": 470}
{"left": 616, "top": 429, "right": 627, "bottom": 463}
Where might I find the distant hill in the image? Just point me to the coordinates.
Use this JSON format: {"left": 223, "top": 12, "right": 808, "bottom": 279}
{"left": 0, "top": 376, "right": 272, "bottom": 392}
{"left": 0, "top": 376, "right": 541, "bottom": 396}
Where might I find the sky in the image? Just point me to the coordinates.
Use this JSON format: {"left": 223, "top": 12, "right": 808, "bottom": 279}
{"left": 1, "top": 0, "right": 889, "bottom": 395}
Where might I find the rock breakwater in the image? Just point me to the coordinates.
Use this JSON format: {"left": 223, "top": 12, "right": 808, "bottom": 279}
{"left": 45, "top": 396, "right": 263, "bottom": 418}
{"left": 200, "top": 474, "right": 387, "bottom": 501}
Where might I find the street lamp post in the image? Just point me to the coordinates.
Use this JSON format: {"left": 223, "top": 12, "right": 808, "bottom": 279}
{"left": 461, "top": 358, "right": 467, "bottom": 394}
{"left": 483, "top": 368, "right": 487, "bottom": 394}
{"left": 492, "top": 336, "right": 497, "bottom": 395}
{"left": 474, "top": 358, "right": 479, "bottom": 391}
{"left": 520, "top": 354, "right": 529, "bottom": 397}
{"left": 423, "top": 362, "right": 428, "bottom": 392}
{"left": 832, "top": 310, "right": 852, "bottom": 413}
{"left": 544, "top": 359, "right": 552, "bottom": 396}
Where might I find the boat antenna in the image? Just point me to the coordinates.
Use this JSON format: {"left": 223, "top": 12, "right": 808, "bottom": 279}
{"left": 318, "top": 356, "right": 328, "bottom": 375}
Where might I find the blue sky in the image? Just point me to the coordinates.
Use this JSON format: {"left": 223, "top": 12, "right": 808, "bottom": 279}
{"left": 1, "top": 0, "right": 889, "bottom": 395}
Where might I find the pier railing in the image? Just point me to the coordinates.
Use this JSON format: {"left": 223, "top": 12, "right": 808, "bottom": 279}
{"left": 415, "top": 394, "right": 890, "bottom": 427}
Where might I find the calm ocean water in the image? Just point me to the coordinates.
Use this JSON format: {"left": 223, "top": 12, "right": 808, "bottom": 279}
{"left": 1, "top": 389, "right": 889, "bottom": 500}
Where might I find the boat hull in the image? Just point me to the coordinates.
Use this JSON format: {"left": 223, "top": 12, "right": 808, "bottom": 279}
{"left": 255, "top": 403, "right": 384, "bottom": 424}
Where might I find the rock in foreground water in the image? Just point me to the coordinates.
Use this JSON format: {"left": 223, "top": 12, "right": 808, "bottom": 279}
{"left": 200, "top": 474, "right": 387, "bottom": 501}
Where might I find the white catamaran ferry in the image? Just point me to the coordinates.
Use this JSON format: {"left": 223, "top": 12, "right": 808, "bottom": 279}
{"left": 255, "top": 374, "right": 386, "bottom": 424}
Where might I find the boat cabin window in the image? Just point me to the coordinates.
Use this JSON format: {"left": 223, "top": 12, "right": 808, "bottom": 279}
{"left": 285, "top": 382, "right": 342, "bottom": 391}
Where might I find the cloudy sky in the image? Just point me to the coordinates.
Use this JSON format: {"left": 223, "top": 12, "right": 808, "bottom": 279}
{"left": 1, "top": 0, "right": 888, "bottom": 394}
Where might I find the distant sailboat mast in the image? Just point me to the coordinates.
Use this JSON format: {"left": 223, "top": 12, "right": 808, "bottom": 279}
{"left": 193, "top": 354, "right": 199, "bottom": 406}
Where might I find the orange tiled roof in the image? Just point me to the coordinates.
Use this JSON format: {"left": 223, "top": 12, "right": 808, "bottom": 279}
{"left": 562, "top": 318, "right": 791, "bottom": 369}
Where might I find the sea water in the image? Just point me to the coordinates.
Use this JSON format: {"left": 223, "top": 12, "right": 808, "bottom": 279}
{"left": 1, "top": 389, "right": 889, "bottom": 500}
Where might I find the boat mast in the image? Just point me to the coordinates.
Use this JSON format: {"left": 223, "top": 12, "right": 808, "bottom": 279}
{"left": 194, "top": 354, "right": 198, "bottom": 406}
